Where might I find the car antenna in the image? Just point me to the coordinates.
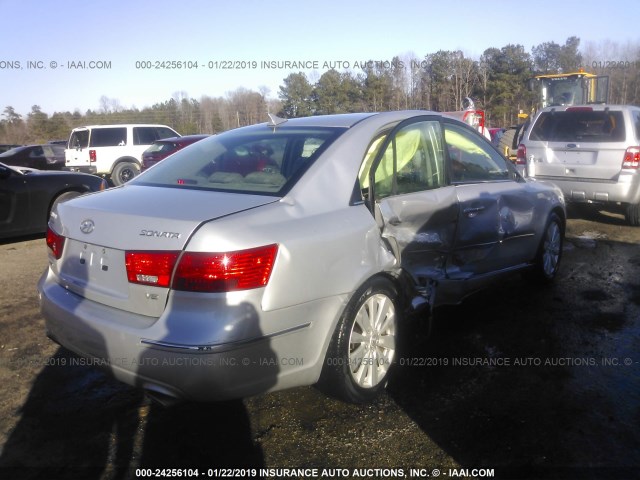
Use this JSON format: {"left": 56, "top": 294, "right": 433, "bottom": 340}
{"left": 267, "top": 113, "right": 288, "bottom": 131}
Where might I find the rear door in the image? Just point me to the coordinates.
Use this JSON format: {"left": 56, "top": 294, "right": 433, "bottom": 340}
{"left": 365, "top": 117, "right": 458, "bottom": 286}
{"left": 444, "top": 121, "right": 537, "bottom": 277}
{"left": 527, "top": 108, "right": 627, "bottom": 181}
{"left": 65, "top": 128, "right": 90, "bottom": 167}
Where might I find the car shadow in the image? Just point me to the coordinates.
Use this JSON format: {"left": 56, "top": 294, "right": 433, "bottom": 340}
{"left": 0, "top": 253, "right": 273, "bottom": 478}
{"left": 566, "top": 204, "right": 628, "bottom": 226}
{"left": 386, "top": 242, "right": 640, "bottom": 478}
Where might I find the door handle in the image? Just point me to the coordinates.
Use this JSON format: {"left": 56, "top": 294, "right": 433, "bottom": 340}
{"left": 463, "top": 206, "right": 485, "bottom": 218}
{"left": 388, "top": 216, "right": 401, "bottom": 226}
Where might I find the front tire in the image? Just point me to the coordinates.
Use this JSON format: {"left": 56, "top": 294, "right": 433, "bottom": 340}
{"left": 111, "top": 161, "right": 139, "bottom": 186}
{"left": 319, "top": 277, "right": 399, "bottom": 403}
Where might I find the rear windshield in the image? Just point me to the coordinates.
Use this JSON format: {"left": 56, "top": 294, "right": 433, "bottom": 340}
{"left": 530, "top": 110, "right": 626, "bottom": 142}
{"left": 132, "top": 126, "right": 345, "bottom": 195}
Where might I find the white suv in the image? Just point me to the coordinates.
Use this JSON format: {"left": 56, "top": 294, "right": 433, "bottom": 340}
{"left": 519, "top": 105, "right": 640, "bottom": 225}
{"left": 65, "top": 124, "right": 180, "bottom": 185}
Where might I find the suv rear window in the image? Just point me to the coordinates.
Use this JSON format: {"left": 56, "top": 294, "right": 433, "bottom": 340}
{"left": 90, "top": 127, "right": 128, "bottom": 147}
{"left": 68, "top": 130, "right": 89, "bottom": 149}
{"left": 530, "top": 110, "right": 625, "bottom": 142}
{"left": 133, "top": 127, "right": 344, "bottom": 195}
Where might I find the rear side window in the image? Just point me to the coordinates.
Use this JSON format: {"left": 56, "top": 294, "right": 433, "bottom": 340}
{"left": 633, "top": 111, "right": 640, "bottom": 139}
{"left": 530, "top": 110, "right": 626, "bottom": 142}
{"left": 90, "top": 127, "right": 128, "bottom": 147}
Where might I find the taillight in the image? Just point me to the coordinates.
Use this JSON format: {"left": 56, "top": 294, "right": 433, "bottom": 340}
{"left": 46, "top": 227, "right": 65, "bottom": 260}
{"left": 516, "top": 144, "right": 527, "bottom": 165}
{"left": 89, "top": 149, "right": 96, "bottom": 162}
{"left": 622, "top": 147, "right": 640, "bottom": 169}
{"left": 173, "top": 245, "right": 278, "bottom": 293}
{"left": 125, "top": 244, "right": 278, "bottom": 292}
{"left": 125, "top": 251, "right": 179, "bottom": 287}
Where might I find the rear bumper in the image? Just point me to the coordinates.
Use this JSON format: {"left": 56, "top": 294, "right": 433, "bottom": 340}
{"left": 532, "top": 172, "right": 640, "bottom": 205}
{"left": 38, "top": 268, "right": 344, "bottom": 401}
{"left": 64, "top": 165, "right": 97, "bottom": 175}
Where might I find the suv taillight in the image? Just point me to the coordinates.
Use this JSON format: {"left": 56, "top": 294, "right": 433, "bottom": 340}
{"left": 46, "top": 227, "right": 65, "bottom": 259}
{"left": 125, "top": 244, "right": 278, "bottom": 293}
{"left": 89, "top": 149, "right": 97, "bottom": 162}
{"left": 622, "top": 147, "right": 640, "bottom": 169}
{"left": 516, "top": 144, "right": 527, "bottom": 165}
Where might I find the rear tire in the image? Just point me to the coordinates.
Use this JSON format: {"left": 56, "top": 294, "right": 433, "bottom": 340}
{"left": 625, "top": 203, "right": 640, "bottom": 226}
{"left": 527, "top": 212, "right": 564, "bottom": 283}
{"left": 111, "top": 161, "right": 139, "bottom": 186}
{"left": 319, "top": 277, "right": 399, "bottom": 403}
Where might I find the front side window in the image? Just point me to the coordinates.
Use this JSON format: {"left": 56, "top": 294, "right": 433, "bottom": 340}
{"left": 445, "top": 123, "right": 510, "bottom": 183}
{"left": 29, "top": 146, "right": 44, "bottom": 158}
{"left": 134, "top": 126, "right": 344, "bottom": 195}
{"left": 363, "top": 121, "right": 445, "bottom": 199}
{"left": 134, "top": 127, "right": 178, "bottom": 145}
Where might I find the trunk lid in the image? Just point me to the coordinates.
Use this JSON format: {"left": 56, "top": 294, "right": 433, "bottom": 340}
{"left": 50, "top": 185, "right": 278, "bottom": 317}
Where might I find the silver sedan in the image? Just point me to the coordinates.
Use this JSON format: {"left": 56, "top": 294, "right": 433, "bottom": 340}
{"left": 38, "top": 111, "right": 565, "bottom": 403}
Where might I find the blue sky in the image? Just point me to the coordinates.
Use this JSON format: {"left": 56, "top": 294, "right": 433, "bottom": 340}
{"left": 1, "top": 0, "right": 639, "bottom": 116}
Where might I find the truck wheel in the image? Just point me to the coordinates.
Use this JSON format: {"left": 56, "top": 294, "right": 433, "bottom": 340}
{"left": 319, "top": 276, "right": 399, "bottom": 403}
{"left": 111, "top": 162, "right": 139, "bottom": 186}
{"left": 625, "top": 203, "right": 640, "bottom": 226}
{"left": 498, "top": 127, "right": 518, "bottom": 159}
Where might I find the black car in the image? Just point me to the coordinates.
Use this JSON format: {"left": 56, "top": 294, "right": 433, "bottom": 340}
{"left": 0, "top": 162, "right": 108, "bottom": 239}
{"left": 0, "top": 144, "right": 66, "bottom": 170}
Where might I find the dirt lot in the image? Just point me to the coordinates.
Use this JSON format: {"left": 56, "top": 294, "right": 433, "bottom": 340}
{"left": 0, "top": 209, "right": 639, "bottom": 480}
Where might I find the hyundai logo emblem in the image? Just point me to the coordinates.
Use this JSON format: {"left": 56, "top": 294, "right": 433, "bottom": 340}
{"left": 80, "top": 219, "right": 95, "bottom": 234}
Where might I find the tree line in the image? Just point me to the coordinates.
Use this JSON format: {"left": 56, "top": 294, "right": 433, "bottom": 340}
{"left": 1, "top": 37, "right": 638, "bottom": 144}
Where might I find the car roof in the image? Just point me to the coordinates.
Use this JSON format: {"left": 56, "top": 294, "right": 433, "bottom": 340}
{"left": 247, "top": 110, "right": 446, "bottom": 130}
{"left": 538, "top": 104, "right": 640, "bottom": 113}
{"left": 70, "top": 124, "right": 175, "bottom": 129}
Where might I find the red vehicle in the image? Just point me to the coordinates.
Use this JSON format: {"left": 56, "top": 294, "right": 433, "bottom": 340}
{"left": 442, "top": 98, "right": 492, "bottom": 141}
{"left": 141, "top": 134, "right": 209, "bottom": 171}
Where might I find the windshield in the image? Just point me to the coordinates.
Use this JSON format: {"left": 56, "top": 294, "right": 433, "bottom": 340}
{"left": 133, "top": 126, "right": 345, "bottom": 195}
{"left": 0, "top": 146, "right": 28, "bottom": 157}
{"left": 145, "top": 142, "right": 177, "bottom": 154}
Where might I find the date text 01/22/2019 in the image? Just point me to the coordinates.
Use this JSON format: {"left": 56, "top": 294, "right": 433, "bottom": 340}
{"left": 132, "top": 59, "right": 411, "bottom": 70}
